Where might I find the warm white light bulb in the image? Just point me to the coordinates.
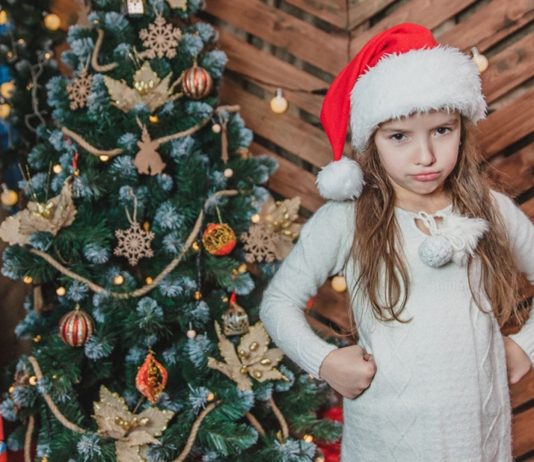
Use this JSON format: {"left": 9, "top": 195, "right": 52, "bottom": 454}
{"left": 270, "top": 88, "right": 288, "bottom": 114}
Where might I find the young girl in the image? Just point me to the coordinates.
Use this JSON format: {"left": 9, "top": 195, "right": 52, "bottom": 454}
{"left": 259, "top": 23, "right": 534, "bottom": 461}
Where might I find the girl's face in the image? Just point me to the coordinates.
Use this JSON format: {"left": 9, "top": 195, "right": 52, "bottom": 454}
{"left": 373, "top": 110, "right": 461, "bottom": 205}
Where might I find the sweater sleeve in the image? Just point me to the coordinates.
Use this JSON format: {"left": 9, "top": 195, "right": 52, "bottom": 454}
{"left": 492, "top": 191, "right": 534, "bottom": 365}
{"left": 259, "top": 200, "right": 355, "bottom": 378}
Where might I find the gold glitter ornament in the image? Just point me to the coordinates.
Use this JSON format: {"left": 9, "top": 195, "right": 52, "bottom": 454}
{"left": 202, "top": 223, "right": 237, "bottom": 256}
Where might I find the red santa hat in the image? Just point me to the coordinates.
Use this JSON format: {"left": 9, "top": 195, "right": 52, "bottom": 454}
{"left": 317, "top": 23, "right": 487, "bottom": 201}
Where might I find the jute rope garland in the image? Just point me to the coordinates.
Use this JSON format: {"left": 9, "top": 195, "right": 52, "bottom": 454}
{"left": 29, "top": 189, "right": 239, "bottom": 299}
{"left": 61, "top": 104, "right": 240, "bottom": 160}
{"left": 26, "top": 355, "right": 220, "bottom": 462}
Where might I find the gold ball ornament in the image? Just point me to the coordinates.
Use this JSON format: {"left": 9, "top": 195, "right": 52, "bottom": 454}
{"left": 303, "top": 434, "right": 314, "bottom": 443}
{"left": 223, "top": 168, "right": 234, "bottom": 178}
{"left": 270, "top": 88, "right": 288, "bottom": 114}
{"left": 212, "top": 123, "right": 221, "bottom": 133}
{"left": 52, "top": 164, "right": 63, "bottom": 174}
{"left": 207, "top": 392, "right": 215, "bottom": 402}
{"left": 113, "top": 274, "right": 125, "bottom": 285}
{"left": 23, "top": 275, "right": 33, "bottom": 284}
{"left": 56, "top": 286, "right": 66, "bottom": 297}
{"left": 471, "top": 47, "right": 488, "bottom": 73}
{"left": 0, "top": 103, "right": 11, "bottom": 119}
{"left": 194, "top": 291, "right": 202, "bottom": 301}
{"left": 186, "top": 329, "right": 197, "bottom": 339}
{"left": 202, "top": 223, "right": 237, "bottom": 256}
{"left": 145, "top": 276, "right": 154, "bottom": 285}
{"left": 0, "top": 81, "right": 15, "bottom": 99}
{"left": 1, "top": 188, "right": 18, "bottom": 206}
{"left": 331, "top": 275, "right": 347, "bottom": 292}
{"left": 8, "top": 385, "right": 15, "bottom": 394}
{"left": 182, "top": 63, "right": 213, "bottom": 100}
{"left": 149, "top": 114, "right": 159, "bottom": 124}
{"left": 0, "top": 10, "right": 8, "bottom": 25}
{"left": 44, "top": 13, "right": 61, "bottom": 31}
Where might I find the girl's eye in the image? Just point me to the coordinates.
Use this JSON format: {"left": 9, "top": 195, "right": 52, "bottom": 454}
{"left": 435, "top": 127, "right": 451, "bottom": 135}
{"left": 390, "top": 133, "right": 406, "bottom": 141}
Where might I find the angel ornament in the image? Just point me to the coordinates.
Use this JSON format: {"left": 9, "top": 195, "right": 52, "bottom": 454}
{"left": 416, "top": 211, "right": 489, "bottom": 268}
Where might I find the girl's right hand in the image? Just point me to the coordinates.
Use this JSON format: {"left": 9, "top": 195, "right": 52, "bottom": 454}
{"left": 318, "top": 345, "right": 377, "bottom": 399}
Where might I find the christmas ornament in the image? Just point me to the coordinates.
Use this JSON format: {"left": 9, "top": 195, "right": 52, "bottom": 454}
{"left": 0, "top": 103, "right": 11, "bottom": 119}
{"left": 52, "top": 164, "right": 62, "bottom": 174}
{"left": 23, "top": 275, "right": 33, "bottom": 284}
{"left": 415, "top": 211, "right": 489, "bottom": 268}
{"left": 0, "top": 10, "right": 7, "bottom": 25}
{"left": 222, "top": 292, "right": 250, "bottom": 336}
{"left": 139, "top": 14, "right": 182, "bottom": 59}
{"left": 103, "top": 61, "right": 177, "bottom": 113}
{"left": 186, "top": 329, "right": 197, "bottom": 338}
{"left": 202, "top": 222, "right": 237, "bottom": 256}
{"left": 135, "top": 351, "right": 168, "bottom": 404}
{"left": 56, "top": 286, "right": 66, "bottom": 297}
{"left": 113, "top": 274, "right": 125, "bottom": 285}
{"left": 124, "top": 0, "right": 145, "bottom": 16}
{"left": 0, "top": 180, "right": 77, "bottom": 246}
{"left": 331, "top": 275, "right": 347, "bottom": 292}
{"left": 212, "top": 123, "right": 221, "bottom": 133}
{"left": 134, "top": 124, "right": 167, "bottom": 175}
{"left": 59, "top": 305, "right": 95, "bottom": 347}
{"left": 471, "top": 47, "right": 488, "bottom": 73}
{"left": 223, "top": 168, "right": 233, "bottom": 178}
{"left": 270, "top": 88, "right": 288, "bottom": 114}
{"left": 207, "top": 321, "right": 286, "bottom": 391}
{"left": 114, "top": 191, "right": 155, "bottom": 265}
{"left": 1, "top": 187, "right": 18, "bottom": 206}
{"left": 67, "top": 68, "right": 92, "bottom": 110}
{"left": 43, "top": 13, "right": 61, "bottom": 31}
{"left": 241, "top": 196, "right": 301, "bottom": 263}
{"left": 93, "top": 386, "right": 174, "bottom": 462}
{"left": 0, "top": 81, "right": 15, "bottom": 99}
{"left": 167, "top": 0, "right": 187, "bottom": 9}
{"left": 182, "top": 63, "right": 213, "bottom": 100}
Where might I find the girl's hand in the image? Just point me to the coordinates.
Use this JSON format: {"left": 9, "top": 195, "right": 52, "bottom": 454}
{"left": 503, "top": 336, "right": 532, "bottom": 385}
{"left": 319, "top": 345, "right": 377, "bottom": 399}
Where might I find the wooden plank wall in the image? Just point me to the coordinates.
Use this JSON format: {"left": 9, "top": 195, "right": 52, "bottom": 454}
{"left": 203, "top": 0, "right": 534, "bottom": 459}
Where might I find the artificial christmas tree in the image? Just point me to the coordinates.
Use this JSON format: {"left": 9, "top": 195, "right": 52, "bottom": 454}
{"left": 0, "top": 1, "right": 341, "bottom": 460}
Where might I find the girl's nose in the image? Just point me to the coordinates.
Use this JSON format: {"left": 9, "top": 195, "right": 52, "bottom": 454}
{"left": 416, "top": 139, "right": 436, "bottom": 166}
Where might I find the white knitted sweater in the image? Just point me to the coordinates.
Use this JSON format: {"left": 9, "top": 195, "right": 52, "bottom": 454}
{"left": 259, "top": 190, "right": 534, "bottom": 462}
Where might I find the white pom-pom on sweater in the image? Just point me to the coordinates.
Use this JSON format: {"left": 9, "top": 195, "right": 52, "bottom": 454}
{"left": 260, "top": 190, "right": 534, "bottom": 462}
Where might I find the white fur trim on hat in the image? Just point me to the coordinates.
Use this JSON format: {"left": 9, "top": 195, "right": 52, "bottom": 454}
{"left": 350, "top": 46, "right": 487, "bottom": 153}
{"left": 316, "top": 156, "right": 364, "bottom": 200}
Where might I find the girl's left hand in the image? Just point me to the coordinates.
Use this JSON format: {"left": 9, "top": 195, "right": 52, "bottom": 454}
{"left": 503, "top": 336, "right": 532, "bottom": 385}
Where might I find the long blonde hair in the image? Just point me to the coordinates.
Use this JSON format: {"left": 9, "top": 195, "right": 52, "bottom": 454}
{"left": 348, "top": 116, "right": 524, "bottom": 330}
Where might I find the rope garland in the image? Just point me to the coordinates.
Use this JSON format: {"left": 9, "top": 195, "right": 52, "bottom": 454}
{"left": 29, "top": 190, "right": 238, "bottom": 299}
{"left": 27, "top": 356, "right": 86, "bottom": 434}
{"left": 23, "top": 415, "right": 34, "bottom": 462}
{"left": 268, "top": 396, "right": 289, "bottom": 441}
{"left": 172, "top": 401, "right": 220, "bottom": 462}
{"left": 91, "top": 29, "right": 118, "bottom": 73}
{"left": 61, "top": 105, "right": 240, "bottom": 160}
{"left": 245, "top": 411, "right": 266, "bottom": 437}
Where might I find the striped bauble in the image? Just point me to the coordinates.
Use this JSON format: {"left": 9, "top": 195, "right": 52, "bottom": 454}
{"left": 182, "top": 63, "right": 213, "bottom": 100}
{"left": 58, "top": 305, "right": 94, "bottom": 347}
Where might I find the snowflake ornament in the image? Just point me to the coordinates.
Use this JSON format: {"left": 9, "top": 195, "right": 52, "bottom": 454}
{"left": 139, "top": 14, "right": 182, "bottom": 59}
{"left": 67, "top": 68, "right": 92, "bottom": 110}
{"left": 114, "top": 222, "right": 154, "bottom": 266}
{"left": 241, "top": 224, "right": 280, "bottom": 263}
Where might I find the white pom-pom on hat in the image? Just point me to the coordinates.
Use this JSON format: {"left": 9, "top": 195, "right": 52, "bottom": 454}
{"left": 316, "top": 156, "right": 364, "bottom": 201}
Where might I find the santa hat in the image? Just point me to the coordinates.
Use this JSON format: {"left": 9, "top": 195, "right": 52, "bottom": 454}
{"left": 317, "top": 23, "right": 487, "bottom": 201}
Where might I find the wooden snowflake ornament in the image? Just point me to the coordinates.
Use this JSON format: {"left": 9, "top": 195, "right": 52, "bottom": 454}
{"left": 139, "top": 14, "right": 182, "bottom": 59}
{"left": 67, "top": 68, "right": 92, "bottom": 110}
{"left": 114, "top": 222, "right": 154, "bottom": 266}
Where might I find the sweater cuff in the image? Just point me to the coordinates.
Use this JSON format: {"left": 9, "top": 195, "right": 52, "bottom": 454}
{"left": 302, "top": 341, "right": 338, "bottom": 379}
{"left": 508, "top": 330, "right": 534, "bottom": 366}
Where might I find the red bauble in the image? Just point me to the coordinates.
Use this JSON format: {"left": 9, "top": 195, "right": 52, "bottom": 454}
{"left": 182, "top": 63, "right": 213, "bottom": 100}
{"left": 316, "top": 406, "right": 343, "bottom": 462}
{"left": 58, "top": 305, "right": 94, "bottom": 347}
{"left": 135, "top": 352, "right": 168, "bottom": 404}
{"left": 202, "top": 223, "right": 237, "bottom": 256}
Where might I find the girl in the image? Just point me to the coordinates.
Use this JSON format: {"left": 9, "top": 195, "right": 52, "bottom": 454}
{"left": 259, "top": 23, "right": 533, "bottom": 461}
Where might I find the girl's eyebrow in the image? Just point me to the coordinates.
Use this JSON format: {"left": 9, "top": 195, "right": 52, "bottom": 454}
{"left": 380, "top": 117, "right": 459, "bottom": 132}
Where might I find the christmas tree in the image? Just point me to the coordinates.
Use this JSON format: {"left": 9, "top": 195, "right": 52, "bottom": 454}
{"left": 0, "top": 1, "right": 341, "bottom": 460}
{"left": 0, "top": 0, "right": 67, "bottom": 207}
